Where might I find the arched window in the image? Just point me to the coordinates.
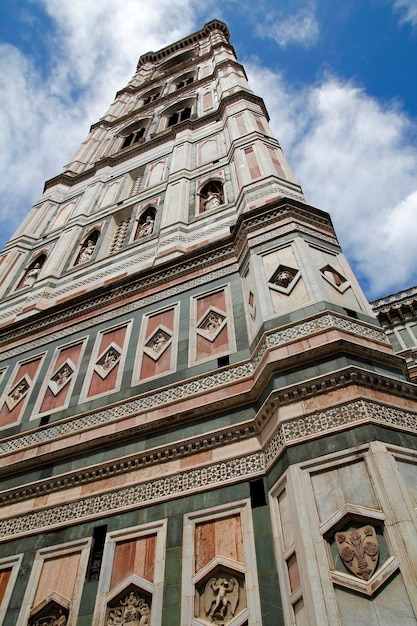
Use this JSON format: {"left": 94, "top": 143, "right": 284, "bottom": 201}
{"left": 119, "top": 120, "right": 149, "bottom": 150}
{"left": 167, "top": 105, "right": 192, "bottom": 127}
{"left": 135, "top": 207, "right": 157, "bottom": 240}
{"left": 199, "top": 181, "right": 224, "bottom": 213}
{"left": 142, "top": 89, "right": 161, "bottom": 106}
{"left": 19, "top": 254, "right": 46, "bottom": 289}
{"left": 175, "top": 73, "right": 195, "bottom": 90}
{"left": 75, "top": 230, "right": 100, "bottom": 266}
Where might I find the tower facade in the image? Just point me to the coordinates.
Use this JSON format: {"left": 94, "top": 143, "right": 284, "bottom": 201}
{"left": 1, "top": 20, "right": 417, "bottom": 626}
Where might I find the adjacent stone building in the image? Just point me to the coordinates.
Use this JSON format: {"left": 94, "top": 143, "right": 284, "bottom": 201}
{"left": 1, "top": 19, "right": 417, "bottom": 626}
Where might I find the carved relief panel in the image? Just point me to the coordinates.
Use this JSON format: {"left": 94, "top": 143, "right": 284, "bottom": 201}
{"left": 182, "top": 502, "right": 261, "bottom": 626}
{"left": 93, "top": 522, "right": 167, "bottom": 626}
{"left": 133, "top": 305, "right": 179, "bottom": 383}
{"left": 0, "top": 353, "right": 45, "bottom": 429}
{"left": 32, "top": 338, "right": 87, "bottom": 419}
{"left": 189, "top": 286, "right": 236, "bottom": 366}
{"left": 80, "top": 321, "right": 132, "bottom": 402}
{"left": 261, "top": 244, "right": 308, "bottom": 314}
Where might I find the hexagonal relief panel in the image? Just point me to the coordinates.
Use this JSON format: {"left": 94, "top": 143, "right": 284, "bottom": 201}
{"left": 29, "top": 593, "right": 70, "bottom": 626}
{"left": 268, "top": 264, "right": 301, "bottom": 295}
{"left": 194, "top": 561, "right": 248, "bottom": 626}
{"left": 320, "top": 264, "right": 350, "bottom": 293}
{"left": 196, "top": 308, "right": 227, "bottom": 342}
{"left": 325, "top": 508, "right": 399, "bottom": 596}
{"left": 94, "top": 344, "right": 122, "bottom": 379}
{"left": 106, "top": 585, "right": 152, "bottom": 626}
{"left": 143, "top": 326, "right": 173, "bottom": 361}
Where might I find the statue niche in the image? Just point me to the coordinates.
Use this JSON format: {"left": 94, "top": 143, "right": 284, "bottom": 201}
{"left": 20, "top": 253, "right": 46, "bottom": 289}
{"left": 135, "top": 207, "right": 156, "bottom": 240}
{"left": 75, "top": 230, "right": 100, "bottom": 266}
{"left": 199, "top": 181, "right": 224, "bottom": 213}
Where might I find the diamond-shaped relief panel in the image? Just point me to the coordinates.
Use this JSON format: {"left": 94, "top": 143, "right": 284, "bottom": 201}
{"left": 48, "top": 361, "right": 74, "bottom": 396}
{"left": 143, "top": 327, "right": 172, "bottom": 361}
{"left": 6, "top": 375, "right": 31, "bottom": 410}
{"left": 95, "top": 344, "right": 122, "bottom": 379}
{"left": 197, "top": 308, "right": 227, "bottom": 342}
{"left": 321, "top": 265, "right": 349, "bottom": 293}
{"left": 269, "top": 264, "right": 300, "bottom": 294}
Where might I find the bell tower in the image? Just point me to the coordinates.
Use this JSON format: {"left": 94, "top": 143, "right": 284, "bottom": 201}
{"left": 1, "top": 19, "right": 417, "bottom": 626}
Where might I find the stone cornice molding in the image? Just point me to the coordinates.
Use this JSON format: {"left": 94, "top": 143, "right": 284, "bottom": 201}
{"left": 2, "top": 396, "right": 417, "bottom": 541}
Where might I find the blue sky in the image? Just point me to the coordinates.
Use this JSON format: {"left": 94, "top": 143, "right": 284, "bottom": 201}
{"left": 0, "top": 0, "right": 417, "bottom": 300}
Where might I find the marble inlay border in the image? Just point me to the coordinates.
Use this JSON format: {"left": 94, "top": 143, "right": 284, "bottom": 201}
{"left": 0, "top": 313, "right": 387, "bottom": 456}
{"left": 264, "top": 398, "right": 417, "bottom": 467}
{"left": 2, "top": 397, "right": 417, "bottom": 539}
{"left": 0, "top": 453, "right": 265, "bottom": 539}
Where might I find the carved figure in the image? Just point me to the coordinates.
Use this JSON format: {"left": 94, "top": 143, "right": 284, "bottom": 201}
{"left": 102, "top": 348, "right": 119, "bottom": 370}
{"left": 106, "top": 591, "right": 151, "bottom": 626}
{"left": 204, "top": 191, "right": 222, "bottom": 211}
{"left": 205, "top": 313, "right": 222, "bottom": 333}
{"left": 137, "top": 215, "right": 154, "bottom": 238}
{"left": 23, "top": 262, "right": 41, "bottom": 287}
{"left": 54, "top": 365, "right": 72, "bottom": 388}
{"left": 10, "top": 381, "right": 28, "bottom": 403}
{"left": 204, "top": 576, "right": 239, "bottom": 621}
{"left": 77, "top": 239, "right": 95, "bottom": 264}
{"left": 150, "top": 331, "right": 167, "bottom": 353}
{"left": 275, "top": 270, "right": 293, "bottom": 288}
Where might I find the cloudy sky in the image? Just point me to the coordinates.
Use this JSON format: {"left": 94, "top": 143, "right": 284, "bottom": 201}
{"left": 1, "top": 0, "right": 417, "bottom": 300}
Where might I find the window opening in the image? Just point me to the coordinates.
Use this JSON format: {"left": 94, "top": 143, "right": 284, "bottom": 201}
{"left": 175, "top": 76, "right": 194, "bottom": 90}
{"left": 88, "top": 525, "right": 107, "bottom": 581}
{"left": 167, "top": 106, "right": 191, "bottom": 127}
{"left": 122, "top": 127, "right": 145, "bottom": 149}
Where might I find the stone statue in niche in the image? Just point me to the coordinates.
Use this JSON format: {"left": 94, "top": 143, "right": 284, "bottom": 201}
{"left": 23, "top": 262, "right": 41, "bottom": 287}
{"left": 335, "top": 525, "right": 379, "bottom": 581}
{"left": 77, "top": 239, "right": 95, "bottom": 264}
{"left": 106, "top": 590, "right": 151, "bottom": 626}
{"left": 137, "top": 215, "right": 154, "bottom": 238}
{"left": 204, "top": 191, "right": 222, "bottom": 211}
{"left": 204, "top": 577, "right": 239, "bottom": 622}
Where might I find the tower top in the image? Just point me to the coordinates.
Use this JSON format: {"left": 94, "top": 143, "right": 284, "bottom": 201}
{"left": 136, "top": 20, "right": 230, "bottom": 68}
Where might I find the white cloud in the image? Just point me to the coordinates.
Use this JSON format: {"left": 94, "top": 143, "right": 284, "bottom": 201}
{"left": 254, "top": 3, "right": 319, "bottom": 48}
{"left": 394, "top": 0, "right": 417, "bottom": 27}
{"left": 246, "top": 64, "right": 417, "bottom": 297}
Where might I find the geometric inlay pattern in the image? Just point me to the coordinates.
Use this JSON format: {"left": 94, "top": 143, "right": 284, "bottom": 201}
{"left": 0, "top": 453, "right": 264, "bottom": 539}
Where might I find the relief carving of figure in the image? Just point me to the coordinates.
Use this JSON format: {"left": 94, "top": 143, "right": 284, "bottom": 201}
{"left": 10, "top": 381, "right": 28, "bottom": 404}
{"left": 77, "top": 239, "right": 95, "bottom": 264}
{"left": 275, "top": 270, "right": 293, "bottom": 288}
{"left": 54, "top": 365, "right": 72, "bottom": 388}
{"left": 204, "top": 577, "right": 239, "bottom": 622}
{"left": 101, "top": 348, "right": 120, "bottom": 370}
{"left": 205, "top": 313, "right": 223, "bottom": 334}
{"left": 106, "top": 591, "right": 151, "bottom": 626}
{"left": 137, "top": 215, "right": 154, "bottom": 238}
{"left": 23, "top": 262, "right": 41, "bottom": 287}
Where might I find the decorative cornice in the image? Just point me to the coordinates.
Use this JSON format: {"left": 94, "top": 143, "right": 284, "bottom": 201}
{"left": 1, "top": 396, "right": 417, "bottom": 541}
